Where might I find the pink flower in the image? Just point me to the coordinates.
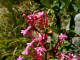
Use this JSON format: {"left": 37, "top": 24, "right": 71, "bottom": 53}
{"left": 78, "top": 54, "right": 80, "bottom": 56}
{"left": 67, "top": 53, "right": 73, "bottom": 59}
{"left": 22, "top": 13, "right": 26, "bottom": 18}
{"left": 27, "top": 15, "right": 32, "bottom": 20}
{"left": 37, "top": 11, "right": 44, "bottom": 18}
{"left": 56, "top": 33, "right": 67, "bottom": 49}
{"left": 66, "top": 53, "right": 76, "bottom": 60}
{"left": 60, "top": 53, "right": 66, "bottom": 60}
{"left": 37, "top": 33, "right": 47, "bottom": 46}
{"left": 38, "top": 33, "right": 43, "bottom": 41}
{"left": 22, "top": 41, "right": 34, "bottom": 55}
{"left": 55, "top": 53, "right": 79, "bottom": 60}
{"left": 17, "top": 56, "right": 22, "bottom": 60}
{"left": 56, "top": 53, "right": 61, "bottom": 56}
{"left": 72, "top": 57, "right": 78, "bottom": 60}
{"left": 66, "top": 53, "right": 78, "bottom": 60}
{"left": 22, "top": 49, "right": 28, "bottom": 55}
{"left": 21, "top": 26, "right": 35, "bottom": 39}
{"left": 21, "top": 26, "right": 32, "bottom": 36}
{"left": 21, "top": 30, "right": 27, "bottom": 36}
{"left": 42, "top": 34, "right": 48, "bottom": 42}
{"left": 58, "top": 33, "right": 67, "bottom": 40}
{"left": 34, "top": 47, "right": 46, "bottom": 56}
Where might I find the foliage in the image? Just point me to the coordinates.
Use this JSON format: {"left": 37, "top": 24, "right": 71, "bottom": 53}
{"left": 0, "top": 0, "right": 24, "bottom": 39}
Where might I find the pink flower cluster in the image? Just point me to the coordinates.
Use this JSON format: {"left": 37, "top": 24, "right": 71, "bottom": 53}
{"left": 34, "top": 47, "right": 46, "bottom": 56}
{"left": 21, "top": 26, "right": 31, "bottom": 36}
{"left": 17, "top": 11, "right": 49, "bottom": 60}
{"left": 17, "top": 10, "right": 71, "bottom": 60}
{"left": 58, "top": 33, "right": 68, "bottom": 40}
{"left": 21, "top": 26, "right": 35, "bottom": 39}
{"left": 56, "top": 53, "right": 80, "bottom": 60}
{"left": 55, "top": 33, "right": 68, "bottom": 49}
{"left": 18, "top": 11, "right": 49, "bottom": 60}
{"left": 21, "top": 41, "right": 34, "bottom": 55}
{"left": 21, "top": 33, "right": 47, "bottom": 56}
{"left": 22, "top": 10, "right": 48, "bottom": 29}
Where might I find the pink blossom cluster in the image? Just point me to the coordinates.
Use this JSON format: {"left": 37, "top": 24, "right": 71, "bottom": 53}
{"left": 18, "top": 27, "right": 68, "bottom": 60}
{"left": 55, "top": 33, "right": 68, "bottom": 50}
{"left": 17, "top": 10, "right": 75, "bottom": 60}
{"left": 56, "top": 53, "right": 80, "bottom": 60}
{"left": 22, "top": 10, "right": 48, "bottom": 29}
{"left": 58, "top": 33, "right": 68, "bottom": 40}
{"left": 21, "top": 33, "right": 47, "bottom": 55}
{"left": 18, "top": 33, "right": 47, "bottom": 60}
{"left": 34, "top": 46, "right": 46, "bottom": 56}
{"left": 17, "top": 11, "right": 48, "bottom": 60}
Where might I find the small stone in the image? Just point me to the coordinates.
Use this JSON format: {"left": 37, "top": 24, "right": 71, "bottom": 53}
{"left": 72, "top": 37, "right": 80, "bottom": 47}
{"left": 74, "top": 13, "right": 80, "bottom": 36}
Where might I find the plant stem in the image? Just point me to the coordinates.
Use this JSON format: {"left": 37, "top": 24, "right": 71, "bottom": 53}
{"left": 45, "top": 52, "right": 47, "bottom": 60}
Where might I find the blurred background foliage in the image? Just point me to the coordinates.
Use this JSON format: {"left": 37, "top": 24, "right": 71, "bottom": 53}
{"left": 0, "top": 0, "right": 80, "bottom": 60}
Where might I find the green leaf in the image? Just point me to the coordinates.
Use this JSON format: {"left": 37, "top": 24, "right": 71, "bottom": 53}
{"left": 49, "top": 58, "right": 54, "bottom": 60}
{"left": 40, "top": 0, "right": 53, "bottom": 7}
{"left": 72, "top": 4, "right": 78, "bottom": 12}
{"left": 62, "top": 0, "right": 71, "bottom": 8}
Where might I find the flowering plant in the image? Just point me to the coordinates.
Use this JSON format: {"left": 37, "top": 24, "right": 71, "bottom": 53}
{"left": 17, "top": 10, "right": 80, "bottom": 60}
